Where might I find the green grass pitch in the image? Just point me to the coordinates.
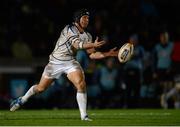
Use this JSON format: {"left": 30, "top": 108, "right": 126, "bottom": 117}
{"left": 0, "top": 109, "right": 180, "bottom": 126}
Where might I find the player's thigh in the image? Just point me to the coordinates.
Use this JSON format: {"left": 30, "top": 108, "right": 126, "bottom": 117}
{"left": 37, "top": 76, "right": 54, "bottom": 90}
{"left": 67, "top": 69, "right": 85, "bottom": 87}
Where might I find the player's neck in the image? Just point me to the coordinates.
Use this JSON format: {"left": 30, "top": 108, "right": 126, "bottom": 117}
{"left": 74, "top": 22, "right": 84, "bottom": 33}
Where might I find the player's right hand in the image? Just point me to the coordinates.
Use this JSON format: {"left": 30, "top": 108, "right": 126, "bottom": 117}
{"left": 108, "top": 47, "right": 118, "bottom": 57}
{"left": 93, "top": 37, "right": 106, "bottom": 48}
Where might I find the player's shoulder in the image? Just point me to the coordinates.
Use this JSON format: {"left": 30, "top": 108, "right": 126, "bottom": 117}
{"left": 62, "top": 24, "right": 79, "bottom": 38}
{"left": 155, "top": 43, "right": 161, "bottom": 49}
{"left": 67, "top": 24, "right": 79, "bottom": 35}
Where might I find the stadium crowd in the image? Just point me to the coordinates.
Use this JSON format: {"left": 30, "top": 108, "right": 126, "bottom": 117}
{"left": 0, "top": 0, "right": 180, "bottom": 109}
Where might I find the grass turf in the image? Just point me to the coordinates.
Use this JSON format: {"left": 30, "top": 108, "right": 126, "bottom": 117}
{"left": 0, "top": 109, "right": 180, "bottom": 126}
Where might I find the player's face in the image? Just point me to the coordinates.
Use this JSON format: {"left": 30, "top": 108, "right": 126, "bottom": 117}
{"left": 79, "top": 15, "right": 89, "bottom": 29}
{"left": 160, "top": 33, "right": 169, "bottom": 44}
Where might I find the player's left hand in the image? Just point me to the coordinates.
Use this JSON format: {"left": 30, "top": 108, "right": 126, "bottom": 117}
{"left": 93, "top": 37, "right": 106, "bottom": 48}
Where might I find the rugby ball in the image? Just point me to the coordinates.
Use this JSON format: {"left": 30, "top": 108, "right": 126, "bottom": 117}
{"left": 118, "top": 43, "right": 134, "bottom": 63}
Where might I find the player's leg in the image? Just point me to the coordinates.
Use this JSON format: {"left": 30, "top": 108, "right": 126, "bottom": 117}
{"left": 10, "top": 63, "right": 57, "bottom": 111}
{"left": 67, "top": 69, "right": 92, "bottom": 121}
{"left": 22, "top": 76, "right": 54, "bottom": 102}
{"left": 161, "top": 85, "right": 179, "bottom": 109}
{"left": 10, "top": 75, "right": 54, "bottom": 111}
{"left": 174, "top": 93, "right": 180, "bottom": 109}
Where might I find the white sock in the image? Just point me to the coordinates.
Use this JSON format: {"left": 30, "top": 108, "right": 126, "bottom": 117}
{"left": 21, "top": 85, "right": 37, "bottom": 103}
{"left": 76, "top": 92, "right": 87, "bottom": 119}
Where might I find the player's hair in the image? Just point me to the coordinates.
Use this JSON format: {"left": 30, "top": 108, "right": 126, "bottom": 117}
{"left": 73, "top": 9, "right": 90, "bottom": 23}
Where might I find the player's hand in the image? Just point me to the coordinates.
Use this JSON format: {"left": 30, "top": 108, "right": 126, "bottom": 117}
{"left": 108, "top": 47, "right": 118, "bottom": 57}
{"left": 93, "top": 37, "right": 106, "bottom": 48}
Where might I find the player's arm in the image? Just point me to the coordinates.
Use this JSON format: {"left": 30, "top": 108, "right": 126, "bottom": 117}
{"left": 72, "top": 37, "right": 105, "bottom": 49}
{"left": 89, "top": 47, "right": 118, "bottom": 59}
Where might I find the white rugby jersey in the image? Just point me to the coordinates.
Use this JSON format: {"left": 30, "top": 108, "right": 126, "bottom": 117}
{"left": 49, "top": 23, "right": 92, "bottom": 63}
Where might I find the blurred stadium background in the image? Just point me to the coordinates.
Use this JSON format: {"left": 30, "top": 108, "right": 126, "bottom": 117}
{"left": 0, "top": 0, "right": 180, "bottom": 110}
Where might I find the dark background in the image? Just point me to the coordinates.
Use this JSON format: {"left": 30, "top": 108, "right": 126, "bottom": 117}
{"left": 0, "top": 0, "right": 180, "bottom": 109}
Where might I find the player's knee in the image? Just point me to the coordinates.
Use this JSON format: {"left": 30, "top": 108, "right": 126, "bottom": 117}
{"left": 78, "top": 83, "right": 86, "bottom": 91}
{"left": 36, "top": 85, "right": 47, "bottom": 93}
{"left": 76, "top": 79, "right": 86, "bottom": 91}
